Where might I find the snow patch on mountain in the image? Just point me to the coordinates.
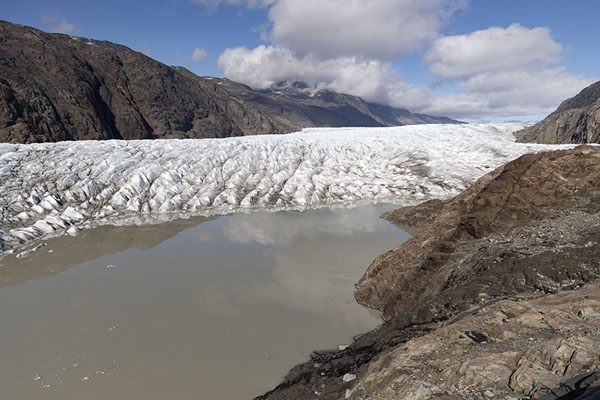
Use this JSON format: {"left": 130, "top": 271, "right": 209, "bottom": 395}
{"left": 0, "top": 124, "right": 571, "bottom": 254}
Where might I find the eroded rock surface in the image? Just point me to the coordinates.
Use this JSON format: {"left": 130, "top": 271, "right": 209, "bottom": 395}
{"left": 349, "top": 282, "right": 600, "bottom": 400}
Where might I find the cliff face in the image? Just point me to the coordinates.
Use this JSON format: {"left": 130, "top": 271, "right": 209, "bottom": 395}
{"left": 0, "top": 21, "right": 460, "bottom": 143}
{"left": 516, "top": 81, "right": 600, "bottom": 144}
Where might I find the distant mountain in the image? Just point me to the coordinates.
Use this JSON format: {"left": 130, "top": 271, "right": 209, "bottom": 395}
{"left": 0, "top": 20, "right": 462, "bottom": 143}
{"left": 516, "top": 80, "right": 600, "bottom": 144}
{"left": 225, "top": 78, "right": 461, "bottom": 127}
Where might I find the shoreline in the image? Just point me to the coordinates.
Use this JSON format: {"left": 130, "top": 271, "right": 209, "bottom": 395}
{"left": 257, "top": 145, "right": 600, "bottom": 399}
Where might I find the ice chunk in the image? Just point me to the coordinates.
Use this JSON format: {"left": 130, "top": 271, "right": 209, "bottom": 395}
{"left": 61, "top": 206, "right": 86, "bottom": 221}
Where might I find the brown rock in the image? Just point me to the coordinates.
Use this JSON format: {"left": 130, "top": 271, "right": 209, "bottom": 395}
{"left": 349, "top": 281, "right": 600, "bottom": 400}
{"left": 356, "top": 145, "right": 600, "bottom": 320}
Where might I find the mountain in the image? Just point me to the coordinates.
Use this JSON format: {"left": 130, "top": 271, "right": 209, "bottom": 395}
{"left": 213, "top": 78, "right": 461, "bottom": 127}
{"left": 516, "top": 80, "right": 600, "bottom": 144}
{"left": 0, "top": 20, "right": 461, "bottom": 143}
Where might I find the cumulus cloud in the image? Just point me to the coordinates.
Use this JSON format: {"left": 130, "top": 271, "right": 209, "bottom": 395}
{"left": 419, "top": 69, "right": 594, "bottom": 118}
{"left": 425, "top": 24, "right": 563, "bottom": 80}
{"left": 268, "top": 0, "right": 466, "bottom": 60}
{"left": 218, "top": 46, "right": 399, "bottom": 99}
{"left": 418, "top": 24, "right": 596, "bottom": 117}
{"left": 217, "top": 42, "right": 595, "bottom": 118}
{"left": 189, "top": 48, "right": 208, "bottom": 61}
{"left": 214, "top": 0, "right": 595, "bottom": 119}
{"left": 41, "top": 14, "right": 78, "bottom": 35}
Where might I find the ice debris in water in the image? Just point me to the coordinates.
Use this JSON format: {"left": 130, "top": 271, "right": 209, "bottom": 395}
{"left": 0, "top": 124, "right": 573, "bottom": 254}
{"left": 16, "top": 243, "right": 47, "bottom": 258}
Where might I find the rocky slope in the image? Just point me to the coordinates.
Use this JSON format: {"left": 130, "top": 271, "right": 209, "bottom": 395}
{"left": 356, "top": 145, "right": 600, "bottom": 321}
{"left": 258, "top": 145, "right": 600, "bottom": 399}
{"left": 0, "top": 20, "right": 459, "bottom": 143}
{"left": 516, "top": 81, "right": 600, "bottom": 144}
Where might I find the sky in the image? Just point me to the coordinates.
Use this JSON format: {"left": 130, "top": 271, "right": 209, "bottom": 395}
{"left": 2, "top": 0, "right": 599, "bottom": 122}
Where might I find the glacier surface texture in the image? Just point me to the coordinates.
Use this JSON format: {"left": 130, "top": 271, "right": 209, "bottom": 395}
{"left": 0, "top": 124, "right": 570, "bottom": 254}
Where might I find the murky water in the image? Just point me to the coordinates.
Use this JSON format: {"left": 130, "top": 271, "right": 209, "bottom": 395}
{"left": 0, "top": 204, "right": 409, "bottom": 400}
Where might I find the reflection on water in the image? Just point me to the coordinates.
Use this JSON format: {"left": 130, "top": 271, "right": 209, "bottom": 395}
{"left": 0, "top": 218, "right": 214, "bottom": 288}
{"left": 0, "top": 203, "right": 409, "bottom": 400}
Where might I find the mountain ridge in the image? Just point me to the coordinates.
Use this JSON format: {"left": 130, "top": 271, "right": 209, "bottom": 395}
{"left": 516, "top": 80, "right": 600, "bottom": 144}
{"left": 0, "top": 20, "right": 461, "bottom": 143}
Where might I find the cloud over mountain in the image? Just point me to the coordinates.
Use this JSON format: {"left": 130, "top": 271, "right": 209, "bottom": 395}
{"left": 213, "top": 0, "right": 595, "bottom": 119}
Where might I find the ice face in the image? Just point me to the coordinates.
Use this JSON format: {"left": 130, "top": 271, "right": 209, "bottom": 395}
{"left": 0, "top": 124, "right": 571, "bottom": 254}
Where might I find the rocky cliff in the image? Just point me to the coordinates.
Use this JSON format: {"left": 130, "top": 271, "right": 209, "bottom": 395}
{"left": 516, "top": 81, "right": 600, "bottom": 144}
{"left": 258, "top": 145, "right": 600, "bottom": 399}
{"left": 0, "top": 20, "right": 459, "bottom": 143}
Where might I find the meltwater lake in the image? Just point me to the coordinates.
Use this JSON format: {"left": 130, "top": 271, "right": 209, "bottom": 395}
{"left": 0, "top": 203, "right": 409, "bottom": 399}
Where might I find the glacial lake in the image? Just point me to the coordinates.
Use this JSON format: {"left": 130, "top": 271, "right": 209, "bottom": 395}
{"left": 0, "top": 203, "right": 409, "bottom": 400}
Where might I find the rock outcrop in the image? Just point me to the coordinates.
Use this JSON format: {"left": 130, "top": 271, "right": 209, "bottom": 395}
{"left": 349, "top": 281, "right": 600, "bottom": 399}
{"left": 0, "top": 20, "right": 460, "bottom": 143}
{"left": 258, "top": 145, "right": 600, "bottom": 399}
{"left": 356, "top": 145, "right": 600, "bottom": 321}
{"left": 515, "top": 81, "right": 600, "bottom": 144}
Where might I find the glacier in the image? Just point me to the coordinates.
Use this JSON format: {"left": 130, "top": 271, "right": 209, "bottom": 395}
{"left": 0, "top": 124, "right": 572, "bottom": 255}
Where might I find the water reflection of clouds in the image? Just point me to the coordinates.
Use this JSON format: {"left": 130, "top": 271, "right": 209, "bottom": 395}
{"left": 212, "top": 204, "right": 410, "bottom": 326}
{"left": 0, "top": 204, "right": 407, "bottom": 400}
{"left": 222, "top": 204, "right": 395, "bottom": 245}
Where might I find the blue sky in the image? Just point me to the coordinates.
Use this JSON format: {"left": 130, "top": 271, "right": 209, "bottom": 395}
{"left": 2, "top": 0, "right": 598, "bottom": 121}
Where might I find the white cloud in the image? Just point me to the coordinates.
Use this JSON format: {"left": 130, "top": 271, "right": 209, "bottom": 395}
{"left": 190, "top": 0, "right": 275, "bottom": 10}
{"left": 190, "top": 48, "right": 208, "bottom": 61}
{"left": 218, "top": 45, "right": 398, "bottom": 99}
{"left": 268, "top": 0, "right": 466, "bottom": 60}
{"left": 215, "top": 1, "right": 596, "bottom": 119}
{"left": 219, "top": 43, "right": 595, "bottom": 119}
{"left": 41, "top": 14, "right": 78, "bottom": 35}
{"left": 417, "top": 24, "right": 596, "bottom": 117}
{"left": 425, "top": 24, "right": 563, "bottom": 80}
{"left": 413, "top": 68, "right": 594, "bottom": 118}
{"left": 218, "top": 45, "right": 438, "bottom": 111}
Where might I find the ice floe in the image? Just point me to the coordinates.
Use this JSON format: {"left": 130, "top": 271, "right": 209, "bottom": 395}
{"left": 0, "top": 124, "right": 573, "bottom": 254}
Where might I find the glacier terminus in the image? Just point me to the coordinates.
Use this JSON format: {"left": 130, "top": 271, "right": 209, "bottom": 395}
{"left": 0, "top": 124, "right": 573, "bottom": 255}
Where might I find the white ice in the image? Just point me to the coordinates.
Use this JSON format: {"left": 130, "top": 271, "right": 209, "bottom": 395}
{"left": 0, "top": 124, "right": 573, "bottom": 254}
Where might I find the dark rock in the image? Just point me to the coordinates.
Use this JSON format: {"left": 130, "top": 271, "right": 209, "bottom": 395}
{"left": 515, "top": 81, "right": 600, "bottom": 144}
{"left": 0, "top": 20, "right": 461, "bottom": 143}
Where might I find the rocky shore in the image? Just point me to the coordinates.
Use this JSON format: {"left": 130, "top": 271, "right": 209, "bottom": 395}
{"left": 258, "top": 145, "right": 600, "bottom": 399}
